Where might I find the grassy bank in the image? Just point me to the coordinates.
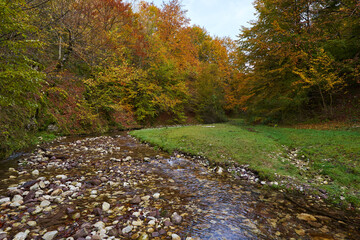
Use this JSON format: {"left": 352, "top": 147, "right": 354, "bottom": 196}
{"left": 130, "top": 119, "right": 360, "bottom": 208}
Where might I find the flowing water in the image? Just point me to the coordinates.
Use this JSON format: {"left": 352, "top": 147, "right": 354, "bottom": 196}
{"left": 0, "top": 133, "right": 359, "bottom": 239}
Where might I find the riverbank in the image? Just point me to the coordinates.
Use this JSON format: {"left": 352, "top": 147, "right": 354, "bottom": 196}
{"left": 1, "top": 133, "right": 360, "bottom": 239}
{"left": 130, "top": 119, "right": 360, "bottom": 209}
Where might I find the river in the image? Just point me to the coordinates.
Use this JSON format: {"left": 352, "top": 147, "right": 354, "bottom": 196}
{"left": 0, "top": 133, "right": 359, "bottom": 239}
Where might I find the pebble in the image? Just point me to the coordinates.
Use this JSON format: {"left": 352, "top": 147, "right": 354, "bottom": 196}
{"left": 153, "top": 193, "right": 160, "bottom": 199}
{"left": 0, "top": 197, "right": 10, "bottom": 204}
{"left": 122, "top": 225, "right": 133, "bottom": 234}
{"left": 27, "top": 221, "right": 37, "bottom": 227}
{"left": 13, "top": 230, "right": 30, "bottom": 240}
{"left": 171, "top": 233, "right": 181, "bottom": 240}
{"left": 171, "top": 212, "right": 182, "bottom": 225}
{"left": 42, "top": 230, "right": 58, "bottom": 240}
{"left": 40, "top": 200, "right": 51, "bottom": 207}
{"left": 102, "top": 202, "right": 110, "bottom": 211}
{"left": 94, "top": 221, "right": 105, "bottom": 230}
{"left": 132, "top": 220, "right": 143, "bottom": 226}
{"left": 32, "top": 170, "right": 39, "bottom": 176}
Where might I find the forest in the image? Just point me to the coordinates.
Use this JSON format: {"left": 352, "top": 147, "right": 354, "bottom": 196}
{"left": 0, "top": 0, "right": 359, "bottom": 158}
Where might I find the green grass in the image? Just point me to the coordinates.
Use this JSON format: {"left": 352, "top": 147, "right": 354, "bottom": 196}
{"left": 130, "top": 119, "right": 360, "bottom": 207}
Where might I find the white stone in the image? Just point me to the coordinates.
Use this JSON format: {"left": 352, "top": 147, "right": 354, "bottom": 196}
{"left": 0, "top": 197, "right": 10, "bottom": 204}
{"left": 27, "top": 221, "right": 37, "bottom": 227}
{"left": 30, "top": 183, "right": 40, "bottom": 191}
{"left": 102, "top": 202, "right": 110, "bottom": 211}
{"left": 42, "top": 230, "right": 58, "bottom": 240}
{"left": 153, "top": 193, "right": 160, "bottom": 199}
{"left": 40, "top": 200, "right": 51, "bottom": 207}
{"left": 94, "top": 221, "right": 105, "bottom": 230}
{"left": 148, "top": 220, "right": 156, "bottom": 226}
{"left": 141, "top": 196, "right": 150, "bottom": 201}
{"left": 132, "top": 220, "right": 143, "bottom": 226}
{"left": 39, "top": 181, "right": 46, "bottom": 189}
{"left": 12, "top": 195, "right": 23, "bottom": 203}
{"left": 32, "top": 170, "right": 39, "bottom": 176}
{"left": 13, "top": 230, "right": 30, "bottom": 240}
{"left": 171, "top": 234, "right": 181, "bottom": 240}
{"left": 56, "top": 175, "right": 67, "bottom": 180}
{"left": 122, "top": 225, "right": 133, "bottom": 234}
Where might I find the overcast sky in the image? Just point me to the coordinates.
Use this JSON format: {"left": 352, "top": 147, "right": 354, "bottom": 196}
{"left": 142, "top": 0, "right": 257, "bottom": 39}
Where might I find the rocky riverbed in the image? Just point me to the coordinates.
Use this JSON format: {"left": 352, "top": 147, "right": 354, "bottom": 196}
{"left": 0, "top": 133, "right": 359, "bottom": 240}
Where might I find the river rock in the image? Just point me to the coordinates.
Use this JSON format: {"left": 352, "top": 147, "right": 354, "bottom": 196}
{"left": 0, "top": 232, "right": 8, "bottom": 240}
{"left": 40, "top": 200, "right": 51, "bottom": 207}
{"left": 74, "top": 228, "right": 90, "bottom": 238}
{"left": 21, "top": 180, "right": 38, "bottom": 189}
{"left": 171, "top": 234, "right": 181, "bottom": 240}
{"left": 30, "top": 183, "right": 40, "bottom": 191}
{"left": 153, "top": 193, "right": 160, "bottom": 199}
{"left": 130, "top": 195, "right": 141, "bottom": 204}
{"left": 132, "top": 220, "right": 143, "bottom": 226}
{"left": 42, "top": 230, "right": 58, "bottom": 240}
{"left": 32, "top": 170, "right": 39, "bottom": 176}
{"left": 138, "top": 233, "right": 149, "bottom": 240}
{"left": 56, "top": 175, "right": 67, "bottom": 180}
{"left": 94, "top": 221, "right": 105, "bottom": 230}
{"left": 297, "top": 213, "right": 317, "bottom": 222}
{"left": 12, "top": 195, "right": 23, "bottom": 203}
{"left": 122, "top": 225, "right": 133, "bottom": 234}
{"left": 102, "top": 202, "right": 110, "bottom": 211}
{"left": 171, "top": 212, "right": 182, "bottom": 225}
{"left": 13, "top": 230, "right": 30, "bottom": 240}
{"left": 51, "top": 189, "right": 63, "bottom": 196}
{"left": 108, "top": 228, "right": 118, "bottom": 236}
{"left": 0, "top": 197, "right": 10, "bottom": 204}
{"left": 27, "top": 221, "right": 37, "bottom": 227}
{"left": 141, "top": 195, "right": 150, "bottom": 201}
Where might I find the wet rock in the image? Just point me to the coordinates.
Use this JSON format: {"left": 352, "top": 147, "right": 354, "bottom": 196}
{"left": 13, "top": 230, "right": 30, "bottom": 240}
{"left": 30, "top": 183, "right": 40, "bottom": 191}
{"left": 108, "top": 228, "right": 118, "bottom": 236}
{"left": 94, "top": 221, "right": 105, "bottom": 230}
{"left": 32, "top": 169, "right": 39, "bottom": 176}
{"left": 42, "top": 230, "right": 58, "bottom": 240}
{"left": 141, "top": 195, "right": 150, "bottom": 201}
{"left": 130, "top": 196, "right": 141, "bottom": 204}
{"left": 132, "top": 220, "right": 143, "bottom": 226}
{"left": 93, "top": 208, "right": 103, "bottom": 216}
{"left": 24, "top": 191, "right": 35, "bottom": 203}
{"left": 21, "top": 180, "right": 38, "bottom": 189}
{"left": 74, "top": 228, "right": 89, "bottom": 238}
{"left": 72, "top": 212, "right": 81, "bottom": 220}
{"left": 0, "top": 233, "right": 7, "bottom": 240}
{"left": 40, "top": 200, "right": 51, "bottom": 207}
{"left": 171, "top": 212, "right": 182, "bottom": 225}
{"left": 171, "top": 233, "right": 181, "bottom": 240}
{"left": 102, "top": 202, "right": 110, "bottom": 211}
{"left": 153, "top": 193, "right": 160, "bottom": 199}
{"left": 159, "top": 229, "right": 166, "bottom": 235}
{"left": 138, "top": 233, "right": 149, "bottom": 240}
{"left": 164, "top": 220, "right": 172, "bottom": 226}
{"left": 51, "top": 189, "right": 63, "bottom": 196}
{"left": 297, "top": 213, "right": 317, "bottom": 222}
{"left": 39, "top": 181, "right": 46, "bottom": 189}
{"left": 151, "top": 232, "right": 159, "bottom": 237}
{"left": 295, "top": 229, "right": 306, "bottom": 236}
{"left": 56, "top": 175, "right": 67, "bottom": 180}
{"left": 27, "top": 221, "right": 37, "bottom": 227}
{"left": 122, "top": 225, "right": 133, "bottom": 234}
{"left": 0, "top": 197, "right": 10, "bottom": 204}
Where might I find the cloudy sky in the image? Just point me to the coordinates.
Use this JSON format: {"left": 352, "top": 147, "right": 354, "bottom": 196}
{"left": 143, "top": 0, "right": 257, "bottom": 39}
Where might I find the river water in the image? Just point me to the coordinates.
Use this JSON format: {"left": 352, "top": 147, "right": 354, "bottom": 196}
{"left": 0, "top": 133, "right": 359, "bottom": 239}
